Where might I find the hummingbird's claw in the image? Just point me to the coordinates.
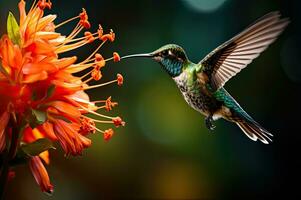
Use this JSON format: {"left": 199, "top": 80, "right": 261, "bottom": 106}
{"left": 205, "top": 115, "right": 216, "bottom": 131}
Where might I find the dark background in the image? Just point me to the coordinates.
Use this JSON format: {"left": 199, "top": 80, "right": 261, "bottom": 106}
{"left": 1, "top": 0, "right": 300, "bottom": 199}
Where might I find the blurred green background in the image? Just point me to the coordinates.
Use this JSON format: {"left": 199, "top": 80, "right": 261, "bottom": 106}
{"left": 1, "top": 0, "right": 300, "bottom": 199}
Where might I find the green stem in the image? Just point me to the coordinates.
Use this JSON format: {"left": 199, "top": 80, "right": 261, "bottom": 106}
{"left": 0, "top": 117, "right": 19, "bottom": 200}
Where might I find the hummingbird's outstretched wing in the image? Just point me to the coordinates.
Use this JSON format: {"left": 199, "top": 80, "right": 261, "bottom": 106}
{"left": 198, "top": 11, "right": 289, "bottom": 92}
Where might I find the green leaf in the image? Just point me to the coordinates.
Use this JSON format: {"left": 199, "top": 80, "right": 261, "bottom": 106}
{"left": 21, "top": 138, "right": 55, "bottom": 157}
{"left": 7, "top": 12, "right": 21, "bottom": 46}
{"left": 46, "top": 84, "right": 56, "bottom": 99}
{"left": 29, "top": 109, "right": 47, "bottom": 128}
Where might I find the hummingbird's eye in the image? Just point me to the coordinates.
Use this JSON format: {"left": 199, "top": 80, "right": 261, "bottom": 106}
{"left": 168, "top": 50, "right": 174, "bottom": 56}
{"left": 162, "top": 50, "right": 168, "bottom": 56}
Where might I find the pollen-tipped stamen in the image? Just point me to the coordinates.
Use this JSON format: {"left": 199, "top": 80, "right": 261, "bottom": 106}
{"left": 75, "top": 102, "right": 114, "bottom": 120}
{"left": 55, "top": 15, "right": 80, "bottom": 29}
{"left": 82, "top": 40, "right": 106, "bottom": 64}
{"left": 83, "top": 79, "right": 117, "bottom": 90}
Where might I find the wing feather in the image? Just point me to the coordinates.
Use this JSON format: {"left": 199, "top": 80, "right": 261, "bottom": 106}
{"left": 199, "top": 11, "right": 289, "bottom": 91}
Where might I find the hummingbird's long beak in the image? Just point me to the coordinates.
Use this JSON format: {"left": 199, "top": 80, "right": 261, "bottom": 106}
{"left": 121, "top": 53, "right": 153, "bottom": 60}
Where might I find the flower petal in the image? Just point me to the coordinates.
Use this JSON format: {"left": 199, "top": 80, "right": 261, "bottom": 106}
{"left": 22, "top": 71, "right": 48, "bottom": 83}
{"left": 30, "top": 156, "right": 53, "bottom": 194}
{"left": 49, "top": 101, "right": 81, "bottom": 118}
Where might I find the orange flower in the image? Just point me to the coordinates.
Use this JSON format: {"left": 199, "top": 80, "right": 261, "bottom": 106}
{"left": 0, "top": 0, "right": 124, "bottom": 194}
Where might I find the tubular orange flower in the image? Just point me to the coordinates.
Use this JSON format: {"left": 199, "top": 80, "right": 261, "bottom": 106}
{"left": 30, "top": 156, "right": 53, "bottom": 194}
{"left": 0, "top": 0, "right": 125, "bottom": 195}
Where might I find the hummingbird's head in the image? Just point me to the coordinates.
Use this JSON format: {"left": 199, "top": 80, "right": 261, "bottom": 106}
{"left": 121, "top": 44, "right": 188, "bottom": 77}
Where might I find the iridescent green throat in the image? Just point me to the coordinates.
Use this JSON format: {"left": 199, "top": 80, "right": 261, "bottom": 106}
{"left": 160, "top": 58, "right": 184, "bottom": 77}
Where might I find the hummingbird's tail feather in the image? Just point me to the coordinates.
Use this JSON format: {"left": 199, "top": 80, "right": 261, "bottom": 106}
{"left": 236, "top": 119, "right": 273, "bottom": 144}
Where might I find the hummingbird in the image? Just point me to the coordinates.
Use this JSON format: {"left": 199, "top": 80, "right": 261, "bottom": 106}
{"left": 122, "top": 12, "right": 289, "bottom": 144}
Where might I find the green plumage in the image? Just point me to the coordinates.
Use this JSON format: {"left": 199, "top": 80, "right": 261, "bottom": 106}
{"left": 122, "top": 11, "right": 289, "bottom": 144}
{"left": 213, "top": 88, "right": 253, "bottom": 122}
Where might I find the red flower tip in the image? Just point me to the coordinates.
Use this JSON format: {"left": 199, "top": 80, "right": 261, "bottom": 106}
{"left": 79, "top": 8, "right": 90, "bottom": 29}
{"left": 105, "top": 96, "right": 118, "bottom": 111}
{"left": 103, "top": 129, "right": 114, "bottom": 141}
{"left": 97, "top": 25, "right": 103, "bottom": 39}
{"left": 81, "top": 21, "right": 91, "bottom": 29}
{"left": 91, "top": 68, "right": 102, "bottom": 81}
{"left": 38, "top": 0, "right": 52, "bottom": 10}
{"left": 95, "top": 53, "right": 104, "bottom": 62}
{"left": 84, "top": 31, "right": 94, "bottom": 43}
{"left": 116, "top": 73, "right": 123, "bottom": 86}
{"left": 112, "top": 116, "right": 125, "bottom": 127}
{"left": 109, "top": 29, "right": 116, "bottom": 42}
{"left": 101, "top": 29, "right": 115, "bottom": 42}
{"left": 113, "top": 52, "right": 120, "bottom": 62}
{"left": 79, "top": 8, "right": 88, "bottom": 21}
{"left": 100, "top": 34, "right": 111, "bottom": 42}
{"left": 94, "top": 53, "right": 105, "bottom": 69}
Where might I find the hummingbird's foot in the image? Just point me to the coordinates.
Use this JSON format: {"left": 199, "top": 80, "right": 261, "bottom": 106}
{"left": 205, "top": 116, "right": 216, "bottom": 131}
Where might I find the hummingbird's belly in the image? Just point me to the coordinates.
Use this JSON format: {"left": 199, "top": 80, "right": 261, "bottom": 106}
{"left": 173, "top": 74, "right": 219, "bottom": 116}
{"left": 181, "top": 88, "right": 213, "bottom": 116}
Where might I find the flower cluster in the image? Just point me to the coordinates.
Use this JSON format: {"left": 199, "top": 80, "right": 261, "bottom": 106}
{"left": 0, "top": 0, "right": 124, "bottom": 194}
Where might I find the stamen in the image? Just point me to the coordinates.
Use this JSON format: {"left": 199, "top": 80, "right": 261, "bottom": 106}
{"left": 79, "top": 8, "right": 90, "bottom": 29}
{"left": 113, "top": 52, "right": 121, "bottom": 62}
{"left": 103, "top": 129, "right": 114, "bottom": 141}
{"left": 29, "top": 0, "right": 38, "bottom": 13}
{"left": 55, "top": 38, "right": 87, "bottom": 54}
{"left": 91, "top": 97, "right": 118, "bottom": 111}
{"left": 88, "top": 124, "right": 114, "bottom": 142}
{"left": 66, "top": 23, "right": 82, "bottom": 40}
{"left": 83, "top": 77, "right": 93, "bottom": 84}
{"left": 38, "top": 0, "right": 52, "bottom": 10}
{"left": 100, "top": 29, "right": 115, "bottom": 42}
{"left": 76, "top": 103, "right": 114, "bottom": 120}
{"left": 90, "top": 119, "right": 113, "bottom": 124}
{"left": 98, "top": 25, "right": 103, "bottom": 38}
{"left": 91, "top": 68, "right": 102, "bottom": 81}
{"left": 117, "top": 74, "right": 123, "bottom": 86}
{"left": 65, "top": 32, "right": 98, "bottom": 43}
{"left": 80, "top": 70, "right": 93, "bottom": 80}
{"left": 81, "top": 115, "right": 113, "bottom": 125}
{"left": 83, "top": 79, "right": 117, "bottom": 90}
{"left": 55, "top": 15, "right": 80, "bottom": 29}
{"left": 92, "top": 125, "right": 105, "bottom": 134}
{"left": 82, "top": 40, "right": 106, "bottom": 64}
{"left": 104, "top": 52, "right": 120, "bottom": 63}
{"left": 112, "top": 116, "right": 125, "bottom": 127}
{"left": 84, "top": 31, "right": 95, "bottom": 43}
{"left": 55, "top": 24, "right": 83, "bottom": 50}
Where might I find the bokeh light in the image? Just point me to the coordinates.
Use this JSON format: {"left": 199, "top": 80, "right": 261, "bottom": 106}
{"left": 136, "top": 77, "right": 200, "bottom": 145}
{"left": 181, "top": 0, "right": 228, "bottom": 12}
